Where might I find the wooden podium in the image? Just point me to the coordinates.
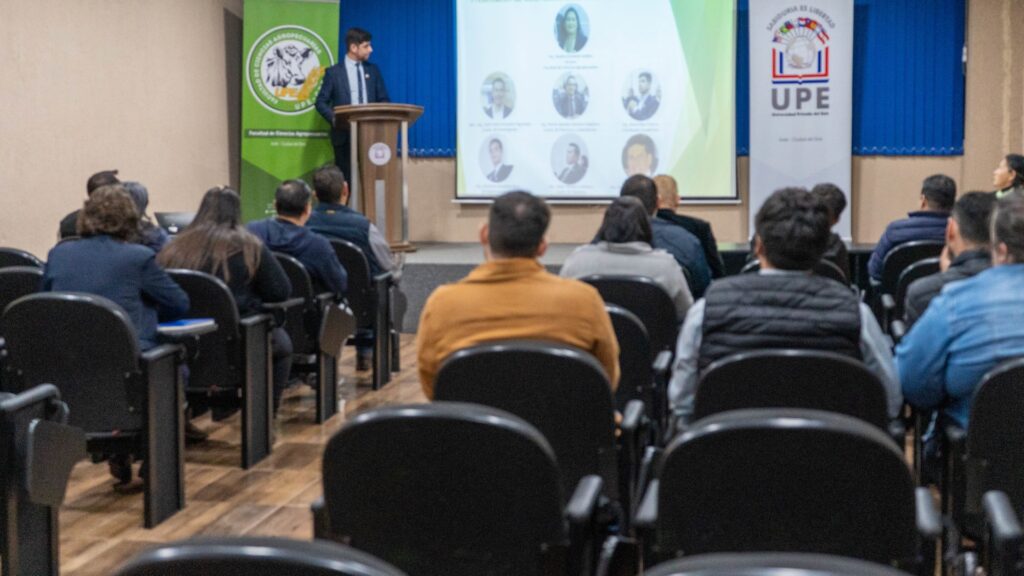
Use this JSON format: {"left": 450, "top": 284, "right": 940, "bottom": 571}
{"left": 333, "top": 103, "right": 423, "bottom": 252}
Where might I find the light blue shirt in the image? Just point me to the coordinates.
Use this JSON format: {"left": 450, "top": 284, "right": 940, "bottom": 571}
{"left": 668, "top": 269, "right": 902, "bottom": 420}
{"left": 345, "top": 55, "right": 368, "bottom": 105}
{"left": 897, "top": 264, "right": 1024, "bottom": 428}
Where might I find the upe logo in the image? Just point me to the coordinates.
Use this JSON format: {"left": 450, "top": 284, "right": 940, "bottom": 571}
{"left": 770, "top": 14, "right": 833, "bottom": 112}
{"left": 246, "top": 25, "right": 334, "bottom": 116}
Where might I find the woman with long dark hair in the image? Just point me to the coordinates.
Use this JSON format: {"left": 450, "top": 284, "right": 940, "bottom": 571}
{"left": 158, "top": 187, "right": 293, "bottom": 412}
{"left": 993, "top": 154, "right": 1024, "bottom": 198}
{"left": 560, "top": 196, "right": 692, "bottom": 320}
{"left": 557, "top": 6, "right": 588, "bottom": 53}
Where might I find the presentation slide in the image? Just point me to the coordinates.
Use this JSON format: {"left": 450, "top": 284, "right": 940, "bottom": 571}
{"left": 456, "top": 0, "right": 736, "bottom": 202}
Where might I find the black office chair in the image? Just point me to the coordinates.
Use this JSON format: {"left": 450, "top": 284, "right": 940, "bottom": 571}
{"left": 635, "top": 409, "right": 940, "bottom": 575}
{"left": 605, "top": 304, "right": 671, "bottom": 439}
{"left": 642, "top": 552, "right": 915, "bottom": 576}
{"left": 0, "top": 267, "right": 43, "bottom": 389}
{"left": 313, "top": 402, "right": 605, "bottom": 576}
{"left": 580, "top": 275, "right": 678, "bottom": 357}
{"left": 0, "top": 248, "right": 43, "bottom": 270}
{"left": 977, "top": 491, "right": 1024, "bottom": 576}
{"left": 113, "top": 537, "right": 407, "bottom": 576}
{"left": 167, "top": 269, "right": 277, "bottom": 469}
{"left": 694, "top": 350, "right": 891, "bottom": 433}
{"left": 741, "top": 259, "right": 849, "bottom": 286}
{"left": 328, "top": 239, "right": 396, "bottom": 390}
{"left": 940, "top": 358, "right": 1024, "bottom": 572}
{"left": 273, "top": 253, "right": 348, "bottom": 423}
{"left": 2, "top": 293, "right": 185, "bottom": 528}
{"left": 875, "top": 241, "right": 944, "bottom": 319}
{"left": 881, "top": 257, "right": 940, "bottom": 330}
{"left": 434, "top": 340, "right": 645, "bottom": 531}
{"left": 1, "top": 385, "right": 84, "bottom": 576}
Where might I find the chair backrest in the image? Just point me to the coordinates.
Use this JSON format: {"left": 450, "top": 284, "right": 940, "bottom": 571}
{"left": 0, "top": 267, "right": 43, "bottom": 317}
{"left": 328, "top": 238, "right": 374, "bottom": 325}
{"left": 646, "top": 552, "right": 914, "bottom": 576}
{"left": 880, "top": 241, "right": 944, "bottom": 295}
{"left": 167, "top": 269, "right": 243, "bottom": 389}
{"left": 966, "top": 358, "right": 1024, "bottom": 519}
{"left": 606, "top": 304, "right": 653, "bottom": 413}
{"left": 153, "top": 212, "right": 196, "bottom": 235}
{"left": 113, "top": 537, "right": 408, "bottom": 576}
{"left": 894, "top": 257, "right": 940, "bottom": 318}
{"left": 0, "top": 248, "right": 43, "bottom": 270}
{"left": 434, "top": 340, "right": 619, "bottom": 498}
{"left": 322, "top": 403, "right": 565, "bottom": 576}
{"left": 2, "top": 293, "right": 143, "bottom": 432}
{"left": 657, "top": 409, "right": 917, "bottom": 565}
{"left": 274, "top": 252, "right": 317, "bottom": 355}
{"left": 742, "top": 260, "right": 848, "bottom": 285}
{"left": 580, "top": 275, "right": 678, "bottom": 355}
{"left": 694, "top": 350, "right": 889, "bottom": 430}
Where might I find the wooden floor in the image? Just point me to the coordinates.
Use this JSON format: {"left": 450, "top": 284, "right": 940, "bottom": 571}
{"left": 59, "top": 333, "right": 426, "bottom": 576}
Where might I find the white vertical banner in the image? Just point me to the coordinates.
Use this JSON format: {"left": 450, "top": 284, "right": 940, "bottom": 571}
{"left": 749, "top": 0, "right": 853, "bottom": 238}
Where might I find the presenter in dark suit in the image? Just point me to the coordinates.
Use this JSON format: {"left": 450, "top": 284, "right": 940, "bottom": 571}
{"left": 557, "top": 143, "right": 586, "bottom": 184}
{"left": 627, "top": 72, "right": 660, "bottom": 121}
{"left": 555, "top": 75, "right": 586, "bottom": 119}
{"left": 486, "top": 138, "right": 513, "bottom": 182}
{"left": 315, "top": 27, "right": 390, "bottom": 184}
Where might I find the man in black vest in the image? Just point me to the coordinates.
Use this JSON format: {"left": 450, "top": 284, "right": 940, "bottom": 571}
{"left": 307, "top": 164, "right": 398, "bottom": 371}
{"left": 668, "top": 187, "right": 900, "bottom": 424}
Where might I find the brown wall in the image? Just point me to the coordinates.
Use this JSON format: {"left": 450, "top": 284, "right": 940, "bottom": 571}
{"left": 0, "top": 0, "right": 1021, "bottom": 257}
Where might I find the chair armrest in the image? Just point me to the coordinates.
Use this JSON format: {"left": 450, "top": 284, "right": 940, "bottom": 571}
{"left": 915, "top": 486, "right": 942, "bottom": 539}
{"left": 372, "top": 271, "right": 394, "bottom": 286}
{"left": 240, "top": 312, "right": 274, "bottom": 330}
{"left": 634, "top": 479, "right": 659, "bottom": 530}
{"left": 140, "top": 343, "right": 184, "bottom": 365}
{"left": 891, "top": 320, "right": 907, "bottom": 344}
{"left": 881, "top": 293, "right": 896, "bottom": 312}
{"left": 620, "top": 400, "right": 644, "bottom": 435}
{"left": 261, "top": 298, "right": 305, "bottom": 327}
{"left": 314, "top": 292, "right": 338, "bottom": 307}
{"left": 311, "top": 497, "right": 330, "bottom": 540}
{"left": 566, "top": 474, "right": 603, "bottom": 526}
{"left": 567, "top": 475, "right": 604, "bottom": 576}
{"left": 887, "top": 418, "right": 906, "bottom": 447}
{"left": 984, "top": 490, "right": 1024, "bottom": 576}
{"left": 651, "top": 351, "right": 672, "bottom": 379}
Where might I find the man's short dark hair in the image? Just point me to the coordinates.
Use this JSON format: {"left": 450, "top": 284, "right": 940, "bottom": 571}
{"left": 87, "top": 169, "right": 120, "bottom": 195}
{"left": 639, "top": 72, "right": 652, "bottom": 82}
{"left": 922, "top": 174, "right": 957, "bottom": 211}
{"left": 620, "top": 174, "right": 658, "bottom": 215}
{"left": 492, "top": 78, "right": 505, "bottom": 90}
{"left": 490, "top": 138, "right": 503, "bottom": 151}
{"left": 953, "top": 192, "right": 997, "bottom": 247}
{"left": 275, "top": 179, "right": 312, "bottom": 218}
{"left": 346, "top": 27, "right": 372, "bottom": 50}
{"left": 811, "top": 183, "right": 847, "bottom": 222}
{"left": 993, "top": 194, "right": 1024, "bottom": 263}
{"left": 313, "top": 164, "right": 345, "bottom": 204}
{"left": 488, "top": 191, "right": 550, "bottom": 258}
{"left": 755, "top": 187, "right": 831, "bottom": 271}
{"left": 567, "top": 143, "right": 580, "bottom": 155}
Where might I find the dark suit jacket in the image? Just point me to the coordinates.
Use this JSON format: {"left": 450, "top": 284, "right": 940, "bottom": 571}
{"left": 657, "top": 209, "right": 725, "bottom": 279}
{"left": 903, "top": 249, "right": 991, "bottom": 328}
{"left": 315, "top": 60, "right": 390, "bottom": 146}
{"left": 558, "top": 162, "right": 585, "bottom": 184}
{"left": 556, "top": 93, "right": 586, "bottom": 118}
{"left": 630, "top": 95, "right": 659, "bottom": 121}
{"left": 487, "top": 164, "right": 512, "bottom": 182}
{"left": 485, "top": 104, "right": 513, "bottom": 119}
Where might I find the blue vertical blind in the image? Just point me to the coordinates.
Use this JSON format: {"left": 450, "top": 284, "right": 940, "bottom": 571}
{"left": 341, "top": 0, "right": 964, "bottom": 157}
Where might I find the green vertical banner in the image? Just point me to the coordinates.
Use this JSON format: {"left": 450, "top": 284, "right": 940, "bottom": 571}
{"left": 241, "top": 0, "right": 338, "bottom": 222}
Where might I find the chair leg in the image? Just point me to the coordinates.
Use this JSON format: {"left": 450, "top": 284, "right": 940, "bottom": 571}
{"left": 315, "top": 352, "right": 338, "bottom": 423}
{"left": 240, "top": 317, "right": 273, "bottom": 469}
{"left": 143, "top": 353, "right": 185, "bottom": 528}
{"left": 390, "top": 329, "right": 401, "bottom": 372}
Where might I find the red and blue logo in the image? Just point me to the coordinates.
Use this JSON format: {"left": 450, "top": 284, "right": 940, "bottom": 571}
{"left": 772, "top": 17, "right": 830, "bottom": 85}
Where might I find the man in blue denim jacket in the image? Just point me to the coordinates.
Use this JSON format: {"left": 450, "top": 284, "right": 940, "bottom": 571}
{"left": 896, "top": 193, "right": 1024, "bottom": 430}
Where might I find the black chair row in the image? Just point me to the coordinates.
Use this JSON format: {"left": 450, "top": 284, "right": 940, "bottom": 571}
{"left": 1, "top": 385, "right": 84, "bottom": 576}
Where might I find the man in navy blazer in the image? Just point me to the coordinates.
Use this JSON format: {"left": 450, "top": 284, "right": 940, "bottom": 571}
{"left": 315, "top": 27, "right": 390, "bottom": 185}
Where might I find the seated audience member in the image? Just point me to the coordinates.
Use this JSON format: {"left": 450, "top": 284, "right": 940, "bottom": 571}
{"left": 620, "top": 175, "right": 711, "bottom": 298}
{"left": 668, "top": 187, "right": 901, "bottom": 423}
{"left": 560, "top": 196, "right": 692, "bottom": 320}
{"left": 248, "top": 179, "right": 347, "bottom": 295}
{"left": 810, "top": 183, "right": 851, "bottom": 280}
{"left": 59, "top": 169, "right": 120, "bottom": 239}
{"left": 654, "top": 174, "right": 726, "bottom": 279}
{"left": 306, "top": 164, "right": 398, "bottom": 371}
{"left": 897, "top": 194, "right": 1024, "bottom": 431}
{"left": 124, "top": 181, "right": 169, "bottom": 253}
{"left": 44, "top": 185, "right": 189, "bottom": 350}
{"left": 993, "top": 153, "right": 1024, "bottom": 199}
{"left": 417, "top": 191, "right": 619, "bottom": 398}
{"left": 158, "top": 187, "right": 294, "bottom": 412}
{"left": 868, "top": 174, "right": 956, "bottom": 281}
{"left": 903, "top": 192, "right": 995, "bottom": 328}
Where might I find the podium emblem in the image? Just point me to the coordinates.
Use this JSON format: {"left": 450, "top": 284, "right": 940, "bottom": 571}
{"left": 246, "top": 25, "right": 334, "bottom": 116}
{"left": 368, "top": 142, "right": 392, "bottom": 166}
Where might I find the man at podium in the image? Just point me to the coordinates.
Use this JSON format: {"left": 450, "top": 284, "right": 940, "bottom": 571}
{"left": 315, "top": 27, "right": 390, "bottom": 184}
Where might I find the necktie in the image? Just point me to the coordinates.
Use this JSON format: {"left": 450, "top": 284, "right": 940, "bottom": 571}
{"left": 356, "top": 62, "right": 365, "bottom": 104}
